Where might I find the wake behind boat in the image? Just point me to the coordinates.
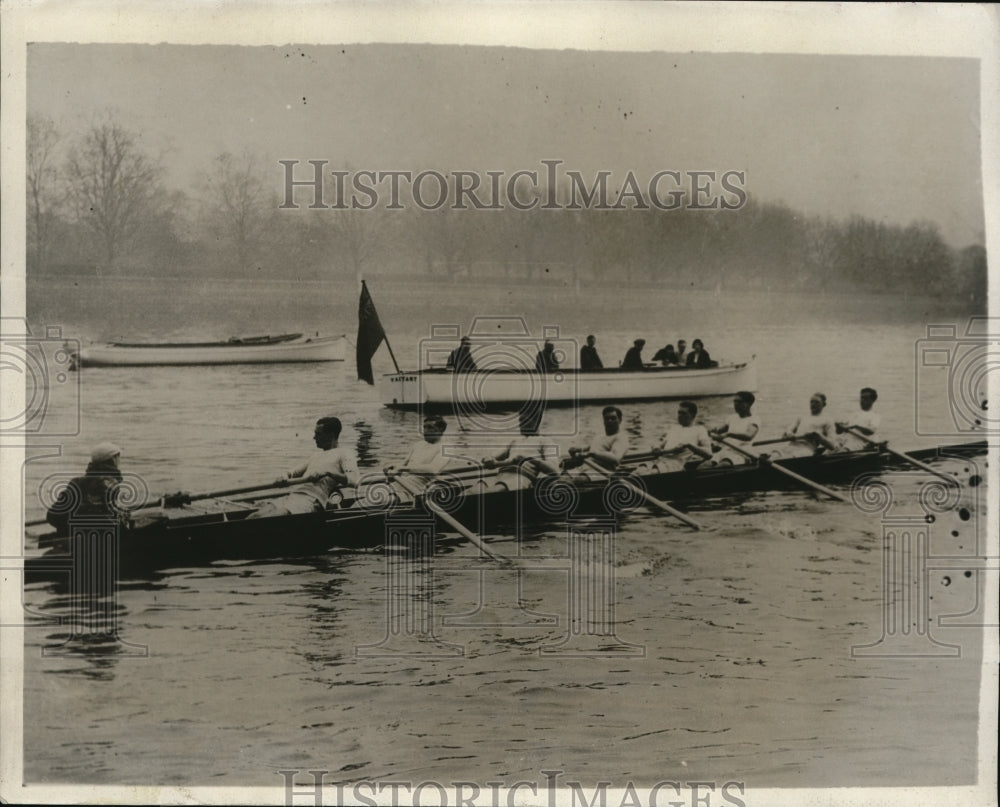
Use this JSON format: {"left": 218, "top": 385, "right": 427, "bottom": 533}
{"left": 71, "top": 332, "right": 346, "bottom": 367}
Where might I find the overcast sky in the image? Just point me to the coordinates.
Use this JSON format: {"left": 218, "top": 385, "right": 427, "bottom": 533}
{"left": 27, "top": 43, "right": 985, "bottom": 247}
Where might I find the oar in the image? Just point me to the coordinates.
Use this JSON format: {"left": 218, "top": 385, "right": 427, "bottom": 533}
{"left": 158, "top": 479, "right": 292, "bottom": 506}
{"left": 581, "top": 458, "right": 701, "bottom": 530}
{"left": 842, "top": 427, "right": 958, "bottom": 485}
{"left": 24, "top": 478, "right": 294, "bottom": 527}
{"left": 394, "top": 473, "right": 511, "bottom": 563}
{"left": 754, "top": 436, "right": 797, "bottom": 447}
{"left": 715, "top": 437, "right": 848, "bottom": 503}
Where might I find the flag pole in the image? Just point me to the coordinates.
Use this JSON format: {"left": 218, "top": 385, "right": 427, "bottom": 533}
{"left": 362, "top": 279, "right": 401, "bottom": 373}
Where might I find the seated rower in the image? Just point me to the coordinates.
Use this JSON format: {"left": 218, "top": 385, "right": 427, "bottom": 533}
{"left": 248, "top": 416, "right": 358, "bottom": 518}
{"left": 771, "top": 392, "right": 837, "bottom": 458}
{"left": 46, "top": 442, "right": 127, "bottom": 533}
{"left": 483, "top": 407, "right": 561, "bottom": 476}
{"left": 653, "top": 400, "right": 713, "bottom": 470}
{"left": 565, "top": 405, "right": 630, "bottom": 472}
{"left": 385, "top": 413, "right": 457, "bottom": 478}
{"left": 708, "top": 391, "right": 761, "bottom": 465}
{"left": 835, "top": 387, "right": 882, "bottom": 450}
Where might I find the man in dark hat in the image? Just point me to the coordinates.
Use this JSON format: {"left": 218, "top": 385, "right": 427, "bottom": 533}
{"left": 535, "top": 341, "right": 560, "bottom": 373}
{"left": 621, "top": 339, "right": 647, "bottom": 370}
{"left": 446, "top": 336, "right": 477, "bottom": 373}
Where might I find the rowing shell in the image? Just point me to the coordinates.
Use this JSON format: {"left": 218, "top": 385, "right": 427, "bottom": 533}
{"left": 24, "top": 440, "right": 985, "bottom": 581}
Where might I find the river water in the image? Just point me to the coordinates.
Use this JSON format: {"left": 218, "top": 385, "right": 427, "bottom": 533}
{"left": 14, "top": 281, "right": 992, "bottom": 798}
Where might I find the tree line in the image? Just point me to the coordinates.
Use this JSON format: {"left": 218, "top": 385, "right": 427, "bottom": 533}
{"left": 27, "top": 113, "right": 986, "bottom": 303}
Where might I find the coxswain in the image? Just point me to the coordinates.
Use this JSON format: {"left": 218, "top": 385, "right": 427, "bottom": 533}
{"left": 773, "top": 392, "right": 838, "bottom": 458}
{"left": 565, "top": 405, "right": 630, "bottom": 472}
{"left": 709, "top": 391, "right": 761, "bottom": 465}
{"left": 653, "top": 401, "right": 713, "bottom": 469}
{"left": 46, "top": 442, "right": 125, "bottom": 533}
{"left": 835, "top": 387, "right": 881, "bottom": 450}
{"left": 247, "top": 416, "right": 358, "bottom": 518}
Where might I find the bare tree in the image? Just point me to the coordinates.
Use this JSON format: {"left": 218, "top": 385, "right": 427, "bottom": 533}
{"left": 201, "top": 150, "right": 271, "bottom": 271}
{"left": 26, "top": 114, "right": 63, "bottom": 271}
{"left": 64, "top": 116, "right": 163, "bottom": 268}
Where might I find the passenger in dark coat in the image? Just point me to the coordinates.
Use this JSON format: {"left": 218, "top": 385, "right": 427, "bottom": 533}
{"left": 579, "top": 335, "right": 603, "bottom": 371}
{"left": 46, "top": 443, "right": 125, "bottom": 533}
{"left": 685, "top": 339, "right": 717, "bottom": 369}
{"left": 535, "top": 341, "right": 560, "bottom": 373}
{"left": 621, "top": 339, "right": 646, "bottom": 370}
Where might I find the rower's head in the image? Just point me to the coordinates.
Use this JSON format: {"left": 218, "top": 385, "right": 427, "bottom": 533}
{"left": 89, "top": 442, "right": 121, "bottom": 469}
{"left": 633, "top": 339, "right": 645, "bottom": 349}
{"left": 460, "top": 336, "right": 471, "bottom": 347}
{"left": 586, "top": 335, "right": 596, "bottom": 347}
{"left": 860, "top": 387, "right": 878, "bottom": 411}
{"left": 692, "top": 339, "right": 704, "bottom": 352}
{"left": 677, "top": 400, "right": 697, "bottom": 426}
{"left": 733, "top": 390, "right": 755, "bottom": 415}
{"left": 809, "top": 393, "right": 827, "bottom": 415}
{"left": 422, "top": 413, "right": 447, "bottom": 443}
{"left": 677, "top": 339, "right": 687, "bottom": 352}
{"left": 602, "top": 405, "right": 623, "bottom": 434}
{"left": 314, "top": 416, "right": 342, "bottom": 448}
{"left": 543, "top": 340, "right": 554, "bottom": 352}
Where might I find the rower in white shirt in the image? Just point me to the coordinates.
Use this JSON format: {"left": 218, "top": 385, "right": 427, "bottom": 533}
{"left": 772, "top": 392, "right": 838, "bottom": 458}
{"left": 709, "top": 391, "right": 761, "bottom": 465}
{"left": 654, "top": 400, "right": 713, "bottom": 470}
{"left": 566, "top": 406, "right": 630, "bottom": 472}
{"left": 835, "top": 387, "right": 882, "bottom": 450}
{"left": 483, "top": 407, "right": 561, "bottom": 476}
{"left": 385, "top": 413, "right": 458, "bottom": 478}
{"left": 249, "top": 416, "right": 359, "bottom": 518}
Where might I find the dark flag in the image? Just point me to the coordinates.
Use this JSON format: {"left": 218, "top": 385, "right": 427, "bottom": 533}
{"left": 356, "top": 282, "right": 386, "bottom": 384}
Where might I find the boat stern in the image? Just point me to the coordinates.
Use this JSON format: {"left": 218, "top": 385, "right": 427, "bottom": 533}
{"left": 380, "top": 372, "right": 424, "bottom": 408}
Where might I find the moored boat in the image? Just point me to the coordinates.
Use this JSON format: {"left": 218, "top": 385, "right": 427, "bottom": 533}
{"left": 24, "top": 440, "right": 985, "bottom": 581}
{"left": 71, "top": 333, "right": 346, "bottom": 368}
{"left": 380, "top": 358, "right": 758, "bottom": 410}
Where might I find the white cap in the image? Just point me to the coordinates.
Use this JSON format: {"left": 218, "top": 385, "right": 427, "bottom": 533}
{"left": 90, "top": 442, "right": 121, "bottom": 463}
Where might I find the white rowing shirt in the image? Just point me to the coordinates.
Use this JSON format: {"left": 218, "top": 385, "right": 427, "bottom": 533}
{"left": 838, "top": 407, "right": 881, "bottom": 450}
{"left": 288, "top": 447, "right": 359, "bottom": 504}
{"left": 659, "top": 423, "right": 712, "bottom": 454}
{"left": 723, "top": 413, "right": 761, "bottom": 445}
{"left": 792, "top": 413, "right": 834, "bottom": 440}
{"left": 590, "top": 430, "right": 630, "bottom": 462}
{"left": 498, "top": 435, "right": 560, "bottom": 463}
{"left": 402, "top": 440, "right": 453, "bottom": 474}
